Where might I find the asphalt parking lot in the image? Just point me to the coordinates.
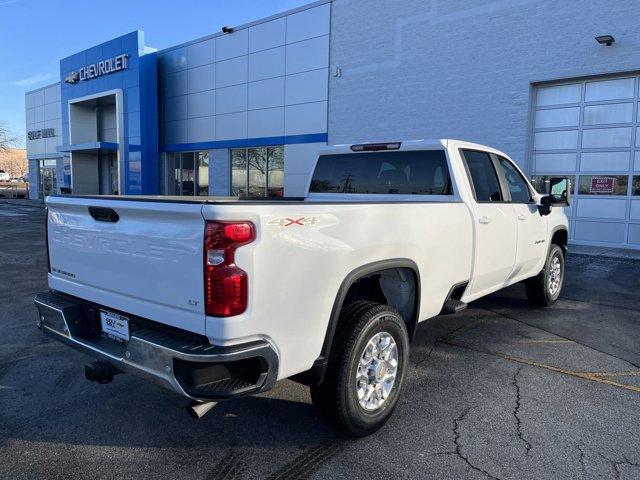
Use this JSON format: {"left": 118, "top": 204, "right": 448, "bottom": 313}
{"left": 1, "top": 200, "right": 640, "bottom": 480}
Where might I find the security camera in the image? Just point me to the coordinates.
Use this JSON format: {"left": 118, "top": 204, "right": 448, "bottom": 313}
{"left": 595, "top": 35, "right": 615, "bottom": 46}
{"left": 222, "top": 26, "right": 234, "bottom": 34}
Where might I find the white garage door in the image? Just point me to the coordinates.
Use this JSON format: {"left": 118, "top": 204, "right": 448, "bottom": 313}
{"left": 531, "top": 74, "right": 640, "bottom": 249}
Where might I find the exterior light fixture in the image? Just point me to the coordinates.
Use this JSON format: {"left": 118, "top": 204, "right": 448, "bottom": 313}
{"left": 222, "top": 26, "right": 234, "bottom": 34}
{"left": 595, "top": 35, "right": 615, "bottom": 46}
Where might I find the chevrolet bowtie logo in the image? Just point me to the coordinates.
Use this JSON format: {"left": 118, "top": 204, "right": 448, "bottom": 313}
{"left": 64, "top": 71, "right": 80, "bottom": 84}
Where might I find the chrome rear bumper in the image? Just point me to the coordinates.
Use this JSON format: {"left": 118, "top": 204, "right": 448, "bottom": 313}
{"left": 34, "top": 291, "right": 278, "bottom": 401}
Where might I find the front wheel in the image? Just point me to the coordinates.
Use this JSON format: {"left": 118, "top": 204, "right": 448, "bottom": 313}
{"left": 310, "top": 301, "right": 409, "bottom": 437}
{"left": 525, "top": 244, "right": 565, "bottom": 307}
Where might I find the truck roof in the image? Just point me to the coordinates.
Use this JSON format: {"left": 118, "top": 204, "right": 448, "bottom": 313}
{"left": 319, "top": 139, "right": 509, "bottom": 158}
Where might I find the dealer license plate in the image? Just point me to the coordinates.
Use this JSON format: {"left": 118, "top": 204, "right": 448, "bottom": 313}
{"left": 100, "top": 310, "right": 130, "bottom": 342}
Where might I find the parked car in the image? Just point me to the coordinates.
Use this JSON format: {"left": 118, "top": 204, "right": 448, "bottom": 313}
{"left": 35, "top": 139, "right": 570, "bottom": 436}
{"left": 0, "top": 170, "right": 10, "bottom": 182}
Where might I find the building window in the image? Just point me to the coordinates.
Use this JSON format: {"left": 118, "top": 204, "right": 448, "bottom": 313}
{"left": 39, "top": 159, "right": 57, "bottom": 199}
{"left": 230, "top": 146, "right": 284, "bottom": 197}
{"left": 531, "top": 175, "right": 575, "bottom": 195}
{"left": 632, "top": 176, "right": 640, "bottom": 196}
{"left": 163, "top": 151, "right": 209, "bottom": 196}
{"left": 578, "top": 175, "right": 628, "bottom": 195}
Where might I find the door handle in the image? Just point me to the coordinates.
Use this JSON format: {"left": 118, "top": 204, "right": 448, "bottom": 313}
{"left": 478, "top": 216, "right": 492, "bottom": 224}
{"left": 517, "top": 214, "right": 527, "bottom": 221}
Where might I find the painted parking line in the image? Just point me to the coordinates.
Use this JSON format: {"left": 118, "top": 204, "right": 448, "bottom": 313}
{"left": 443, "top": 339, "right": 640, "bottom": 394}
{"left": 0, "top": 211, "right": 26, "bottom": 217}
{"left": 517, "top": 339, "right": 575, "bottom": 344}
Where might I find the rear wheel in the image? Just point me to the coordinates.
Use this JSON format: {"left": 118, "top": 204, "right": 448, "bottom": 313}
{"left": 525, "top": 244, "right": 565, "bottom": 307}
{"left": 310, "top": 301, "right": 409, "bottom": 437}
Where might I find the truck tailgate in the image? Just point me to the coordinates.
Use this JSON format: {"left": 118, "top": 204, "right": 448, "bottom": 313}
{"left": 46, "top": 196, "right": 207, "bottom": 335}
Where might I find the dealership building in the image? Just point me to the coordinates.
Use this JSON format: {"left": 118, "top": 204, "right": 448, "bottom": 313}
{"left": 25, "top": 0, "right": 640, "bottom": 248}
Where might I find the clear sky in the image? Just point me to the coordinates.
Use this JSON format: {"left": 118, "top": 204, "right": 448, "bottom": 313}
{"left": 0, "top": 0, "right": 311, "bottom": 147}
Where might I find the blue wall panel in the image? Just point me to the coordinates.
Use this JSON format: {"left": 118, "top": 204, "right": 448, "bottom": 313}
{"left": 59, "top": 31, "right": 158, "bottom": 194}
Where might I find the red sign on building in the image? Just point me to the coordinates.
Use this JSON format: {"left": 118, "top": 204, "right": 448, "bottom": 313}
{"left": 590, "top": 177, "right": 614, "bottom": 194}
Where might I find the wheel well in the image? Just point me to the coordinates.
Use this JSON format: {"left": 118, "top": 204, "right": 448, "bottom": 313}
{"left": 340, "top": 267, "right": 419, "bottom": 339}
{"left": 551, "top": 229, "right": 568, "bottom": 254}
{"left": 290, "top": 261, "right": 420, "bottom": 388}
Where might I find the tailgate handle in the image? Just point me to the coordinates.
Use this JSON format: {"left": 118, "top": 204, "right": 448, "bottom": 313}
{"left": 88, "top": 207, "right": 119, "bottom": 223}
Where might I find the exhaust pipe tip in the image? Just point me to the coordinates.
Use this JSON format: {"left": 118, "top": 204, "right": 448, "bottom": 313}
{"left": 186, "top": 400, "right": 217, "bottom": 419}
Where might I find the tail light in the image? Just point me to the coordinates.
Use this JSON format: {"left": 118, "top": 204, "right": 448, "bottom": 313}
{"left": 204, "top": 221, "right": 255, "bottom": 317}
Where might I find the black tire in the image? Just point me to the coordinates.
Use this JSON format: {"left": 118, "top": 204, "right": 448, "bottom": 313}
{"left": 525, "top": 244, "right": 565, "bottom": 307}
{"left": 310, "top": 300, "right": 409, "bottom": 437}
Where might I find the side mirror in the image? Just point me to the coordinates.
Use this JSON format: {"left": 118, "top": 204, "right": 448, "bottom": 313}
{"left": 538, "top": 195, "right": 552, "bottom": 216}
{"left": 548, "top": 177, "right": 571, "bottom": 206}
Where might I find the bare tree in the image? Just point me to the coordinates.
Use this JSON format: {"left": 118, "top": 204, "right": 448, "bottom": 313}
{"left": 0, "top": 122, "right": 20, "bottom": 153}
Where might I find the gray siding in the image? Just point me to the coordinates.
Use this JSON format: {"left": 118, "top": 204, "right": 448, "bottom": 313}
{"left": 328, "top": 0, "right": 640, "bottom": 169}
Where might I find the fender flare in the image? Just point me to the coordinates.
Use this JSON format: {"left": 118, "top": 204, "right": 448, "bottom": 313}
{"left": 298, "top": 258, "right": 421, "bottom": 386}
{"left": 548, "top": 225, "right": 569, "bottom": 256}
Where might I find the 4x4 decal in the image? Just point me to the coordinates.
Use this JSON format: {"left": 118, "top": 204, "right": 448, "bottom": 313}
{"left": 267, "top": 216, "right": 319, "bottom": 228}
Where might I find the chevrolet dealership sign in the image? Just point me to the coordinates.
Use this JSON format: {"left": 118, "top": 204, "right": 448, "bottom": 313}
{"left": 65, "top": 54, "right": 129, "bottom": 84}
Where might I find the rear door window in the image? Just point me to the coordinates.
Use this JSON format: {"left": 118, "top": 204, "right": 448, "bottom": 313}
{"left": 461, "top": 150, "right": 503, "bottom": 202}
{"left": 309, "top": 150, "right": 451, "bottom": 195}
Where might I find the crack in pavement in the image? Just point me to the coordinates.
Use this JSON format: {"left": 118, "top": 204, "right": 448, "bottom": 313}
{"left": 598, "top": 453, "right": 640, "bottom": 480}
{"left": 452, "top": 407, "right": 504, "bottom": 480}
{"left": 576, "top": 445, "right": 587, "bottom": 474}
{"left": 511, "top": 366, "right": 531, "bottom": 455}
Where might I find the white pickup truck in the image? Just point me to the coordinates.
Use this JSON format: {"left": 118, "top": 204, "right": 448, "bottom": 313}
{"left": 35, "top": 139, "right": 570, "bottom": 436}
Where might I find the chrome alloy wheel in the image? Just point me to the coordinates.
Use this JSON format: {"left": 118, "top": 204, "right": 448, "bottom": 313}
{"left": 548, "top": 255, "right": 562, "bottom": 296}
{"left": 355, "top": 331, "right": 398, "bottom": 411}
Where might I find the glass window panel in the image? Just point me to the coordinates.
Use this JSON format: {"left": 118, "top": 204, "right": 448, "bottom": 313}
{"left": 461, "top": 150, "right": 502, "bottom": 202}
{"left": 534, "top": 130, "right": 578, "bottom": 150}
{"left": 231, "top": 149, "right": 248, "bottom": 197}
{"left": 578, "top": 175, "right": 628, "bottom": 195}
{"left": 635, "top": 152, "right": 640, "bottom": 171}
{"left": 198, "top": 151, "right": 209, "bottom": 195}
{"left": 248, "top": 147, "right": 268, "bottom": 197}
{"left": 584, "top": 103, "right": 633, "bottom": 125}
{"left": 582, "top": 127, "right": 632, "bottom": 149}
{"left": 534, "top": 107, "right": 580, "bottom": 128}
{"left": 498, "top": 156, "right": 532, "bottom": 203}
{"left": 536, "top": 83, "right": 581, "bottom": 106}
{"left": 163, "top": 153, "right": 179, "bottom": 195}
{"left": 531, "top": 176, "right": 575, "bottom": 195}
{"left": 180, "top": 152, "right": 195, "bottom": 196}
{"left": 533, "top": 153, "right": 577, "bottom": 172}
{"left": 310, "top": 150, "right": 451, "bottom": 195}
{"left": 632, "top": 176, "right": 640, "bottom": 196}
{"left": 585, "top": 77, "right": 635, "bottom": 102}
{"left": 267, "top": 146, "right": 284, "bottom": 197}
{"left": 580, "top": 152, "right": 629, "bottom": 172}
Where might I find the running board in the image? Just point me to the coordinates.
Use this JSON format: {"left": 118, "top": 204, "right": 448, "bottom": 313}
{"left": 439, "top": 281, "right": 469, "bottom": 315}
{"left": 440, "top": 299, "right": 467, "bottom": 315}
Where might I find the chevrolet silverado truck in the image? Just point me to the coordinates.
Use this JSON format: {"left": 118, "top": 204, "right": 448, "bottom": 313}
{"left": 35, "top": 139, "right": 570, "bottom": 437}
